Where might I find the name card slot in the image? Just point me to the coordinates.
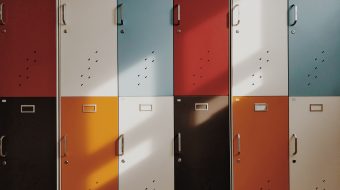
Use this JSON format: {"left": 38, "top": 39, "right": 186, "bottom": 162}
{"left": 139, "top": 104, "right": 152, "bottom": 111}
{"left": 254, "top": 103, "right": 268, "bottom": 112}
{"left": 310, "top": 104, "right": 323, "bottom": 112}
{"left": 82, "top": 104, "right": 97, "bottom": 113}
{"left": 21, "top": 105, "right": 35, "bottom": 113}
{"left": 195, "top": 103, "right": 209, "bottom": 111}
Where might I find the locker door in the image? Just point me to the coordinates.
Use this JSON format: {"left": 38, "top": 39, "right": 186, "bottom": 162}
{"left": 61, "top": 97, "right": 118, "bottom": 190}
{"left": 119, "top": 97, "right": 174, "bottom": 190}
{"left": 118, "top": 0, "right": 173, "bottom": 96}
{"left": 231, "top": 0, "right": 288, "bottom": 96}
{"left": 288, "top": 1, "right": 340, "bottom": 96}
{"left": 0, "top": 0, "right": 56, "bottom": 97}
{"left": 233, "top": 97, "right": 288, "bottom": 190}
{"left": 290, "top": 97, "right": 340, "bottom": 189}
{"left": 174, "top": 0, "right": 229, "bottom": 96}
{"left": 0, "top": 98, "right": 56, "bottom": 189}
{"left": 59, "top": 0, "right": 117, "bottom": 96}
{"left": 174, "top": 96, "right": 229, "bottom": 190}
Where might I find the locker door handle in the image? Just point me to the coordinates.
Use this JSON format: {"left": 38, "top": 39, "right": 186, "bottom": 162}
{"left": 0, "top": 136, "right": 6, "bottom": 158}
{"left": 289, "top": 4, "right": 298, "bottom": 26}
{"left": 177, "top": 133, "right": 182, "bottom": 153}
{"left": 237, "top": 133, "right": 241, "bottom": 155}
{"left": 174, "top": 4, "right": 181, "bottom": 26}
{"left": 292, "top": 134, "right": 298, "bottom": 155}
{"left": 232, "top": 4, "right": 240, "bottom": 26}
{"left": 61, "top": 3, "right": 67, "bottom": 25}
{"left": 118, "top": 134, "right": 124, "bottom": 156}
{"left": 62, "top": 135, "right": 68, "bottom": 157}
{"left": 0, "top": 2, "right": 5, "bottom": 25}
{"left": 117, "top": 3, "right": 124, "bottom": 25}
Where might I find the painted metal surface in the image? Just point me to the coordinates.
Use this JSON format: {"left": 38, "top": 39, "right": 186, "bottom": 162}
{"left": 59, "top": 0, "right": 117, "bottom": 96}
{"left": 290, "top": 97, "right": 340, "bottom": 189}
{"left": 232, "top": 0, "right": 288, "bottom": 96}
{"left": 118, "top": 0, "right": 173, "bottom": 96}
{"left": 0, "top": 0, "right": 56, "bottom": 97}
{"left": 60, "top": 97, "right": 118, "bottom": 190}
{"left": 0, "top": 98, "right": 56, "bottom": 189}
{"left": 175, "top": 96, "right": 229, "bottom": 190}
{"left": 174, "top": 0, "right": 229, "bottom": 96}
{"left": 119, "top": 97, "right": 174, "bottom": 190}
{"left": 233, "top": 96, "right": 289, "bottom": 190}
{"left": 289, "top": 0, "right": 340, "bottom": 96}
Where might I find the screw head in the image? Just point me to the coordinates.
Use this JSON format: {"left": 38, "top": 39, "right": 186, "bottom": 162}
{"left": 291, "top": 30, "right": 296, "bottom": 34}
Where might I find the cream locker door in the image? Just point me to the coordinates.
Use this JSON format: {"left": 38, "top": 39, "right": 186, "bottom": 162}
{"left": 290, "top": 97, "right": 340, "bottom": 189}
{"left": 119, "top": 97, "right": 174, "bottom": 190}
{"left": 59, "top": 0, "right": 117, "bottom": 96}
{"left": 231, "top": 0, "right": 288, "bottom": 96}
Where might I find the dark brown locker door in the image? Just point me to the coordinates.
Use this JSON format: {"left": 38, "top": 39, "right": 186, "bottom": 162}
{"left": 233, "top": 97, "right": 289, "bottom": 190}
{"left": 0, "top": 98, "right": 56, "bottom": 189}
{"left": 174, "top": 96, "right": 229, "bottom": 190}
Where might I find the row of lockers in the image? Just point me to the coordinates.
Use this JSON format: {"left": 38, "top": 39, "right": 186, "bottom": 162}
{"left": 1, "top": 96, "right": 339, "bottom": 189}
{"left": 1, "top": 0, "right": 340, "bottom": 97}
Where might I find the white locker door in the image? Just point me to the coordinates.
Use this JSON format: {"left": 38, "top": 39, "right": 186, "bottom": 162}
{"left": 119, "top": 97, "right": 174, "bottom": 190}
{"left": 231, "top": 0, "right": 288, "bottom": 96}
{"left": 59, "top": 0, "right": 117, "bottom": 96}
{"left": 290, "top": 97, "right": 340, "bottom": 190}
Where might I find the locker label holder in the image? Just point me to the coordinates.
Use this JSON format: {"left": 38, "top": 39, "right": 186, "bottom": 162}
{"left": 310, "top": 104, "right": 323, "bottom": 112}
{"left": 139, "top": 104, "right": 152, "bottom": 111}
{"left": 21, "top": 105, "right": 35, "bottom": 113}
{"left": 82, "top": 104, "right": 97, "bottom": 113}
{"left": 254, "top": 103, "right": 268, "bottom": 112}
{"left": 195, "top": 103, "right": 209, "bottom": 111}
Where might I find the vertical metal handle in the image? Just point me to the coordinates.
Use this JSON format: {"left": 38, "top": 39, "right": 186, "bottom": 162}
{"left": 117, "top": 3, "right": 124, "bottom": 26}
{"left": 174, "top": 4, "right": 181, "bottom": 26}
{"left": 61, "top": 3, "right": 67, "bottom": 25}
{"left": 0, "top": 136, "right": 6, "bottom": 158}
{"left": 289, "top": 4, "right": 298, "bottom": 26}
{"left": 62, "top": 135, "right": 68, "bottom": 157}
{"left": 118, "top": 134, "right": 124, "bottom": 156}
{"left": 232, "top": 4, "right": 240, "bottom": 26}
{"left": 0, "top": 2, "right": 5, "bottom": 25}
{"left": 292, "top": 134, "right": 298, "bottom": 155}
{"left": 177, "top": 133, "right": 182, "bottom": 153}
{"left": 237, "top": 133, "right": 241, "bottom": 155}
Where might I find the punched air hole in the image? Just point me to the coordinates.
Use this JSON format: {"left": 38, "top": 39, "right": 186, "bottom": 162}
{"left": 307, "top": 83, "right": 311, "bottom": 86}
{"left": 95, "top": 51, "right": 98, "bottom": 54}
{"left": 19, "top": 75, "right": 22, "bottom": 78}
{"left": 259, "top": 67, "right": 262, "bottom": 69}
{"left": 308, "top": 74, "right": 311, "bottom": 77}
{"left": 34, "top": 50, "right": 37, "bottom": 54}
{"left": 259, "top": 58, "right": 262, "bottom": 61}
{"left": 292, "top": 160, "right": 296, "bottom": 163}
{"left": 322, "top": 60, "right": 325, "bottom": 62}
{"left": 152, "top": 51, "right": 155, "bottom": 54}
{"left": 81, "top": 84, "right": 84, "bottom": 86}
{"left": 88, "top": 58, "right": 91, "bottom": 61}
{"left": 267, "top": 60, "right": 270, "bottom": 62}
{"left": 315, "top": 67, "right": 318, "bottom": 70}
{"left": 322, "top": 50, "right": 325, "bottom": 54}
{"left": 95, "top": 60, "right": 98, "bottom": 63}
{"left": 26, "top": 76, "right": 29, "bottom": 80}
{"left": 88, "top": 67, "right": 91, "bottom": 70}
{"left": 26, "top": 67, "right": 29, "bottom": 70}
{"left": 26, "top": 58, "right": 29, "bottom": 62}
{"left": 267, "top": 50, "right": 270, "bottom": 53}
{"left": 315, "top": 58, "right": 318, "bottom": 61}
{"left": 152, "top": 60, "right": 155, "bottom": 62}
{"left": 33, "top": 59, "right": 37, "bottom": 63}
{"left": 18, "top": 83, "right": 22, "bottom": 87}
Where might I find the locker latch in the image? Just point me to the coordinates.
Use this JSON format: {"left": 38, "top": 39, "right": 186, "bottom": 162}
{"left": 254, "top": 103, "right": 268, "bottom": 112}
{"left": 21, "top": 105, "right": 35, "bottom": 113}
{"left": 82, "top": 104, "right": 97, "bottom": 113}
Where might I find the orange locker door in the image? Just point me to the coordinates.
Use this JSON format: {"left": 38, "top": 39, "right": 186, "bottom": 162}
{"left": 61, "top": 97, "right": 118, "bottom": 190}
{"left": 233, "top": 97, "right": 289, "bottom": 190}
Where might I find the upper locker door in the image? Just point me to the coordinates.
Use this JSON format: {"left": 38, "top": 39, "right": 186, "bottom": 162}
{"left": 61, "top": 97, "right": 118, "bottom": 190}
{"left": 290, "top": 97, "right": 340, "bottom": 189}
{"left": 174, "top": 0, "right": 229, "bottom": 96}
{"left": 59, "top": 0, "right": 117, "bottom": 96}
{"left": 233, "top": 97, "right": 289, "bottom": 190}
{"left": 0, "top": 0, "right": 56, "bottom": 97}
{"left": 119, "top": 97, "right": 174, "bottom": 190}
{"left": 174, "top": 96, "right": 229, "bottom": 190}
{"left": 118, "top": 0, "right": 173, "bottom": 96}
{"left": 288, "top": 0, "right": 340, "bottom": 96}
{"left": 232, "top": 0, "right": 288, "bottom": 96}
{"left": 0, "top": 98, "right": 56, "bottom": 189}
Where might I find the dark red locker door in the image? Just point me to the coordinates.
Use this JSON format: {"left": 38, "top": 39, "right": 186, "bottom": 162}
{"left": 0, "top": 0, "right": 56, "bottom": 97}
{"left": 174, "top": 0, "right": 229, "bottom": 96}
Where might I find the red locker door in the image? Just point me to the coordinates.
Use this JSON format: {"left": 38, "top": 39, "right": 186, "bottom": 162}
{"left": 233, "top": 97, "right": 289, "bottom": 190}
{"left": 174, "top": 0, "right": 229, "bottom": 96}
{"left": 0, "top": 0, "right": 56, "bottom": 97}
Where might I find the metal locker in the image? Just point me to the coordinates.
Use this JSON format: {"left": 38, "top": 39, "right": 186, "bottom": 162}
{"left": 0, "top": 0, "right": 56, "bottom": 97}
{"left": 119, "top": 97, "right": 174, "bottom": 190}
{"left": 60, "top": 97, "right": 118, "bottom": 190}
{"left": 233, "top": 97, "right": 289, "bottom": 190}
{"left": 231, "top": 0, "right": 288, "bottom": 96}
{"left": 174, "top": 0, "right": 229, "bottom": 96}
{"left": 0, "top": 98, "right": 57, "bottom": 189}
{"left": 118, "top": 0, "right": 173, "bottom": 96}
{"left": 59, "top": 0, "right": 118, "bottom": 96}
{"left": 288, "top": 1, "right": 340, "bottom": 96}
{"left": 174, "top": 96, "right": 229, "bottom": 190}
{"left": 289, "top": 97, "right": 340, "bottom": 189}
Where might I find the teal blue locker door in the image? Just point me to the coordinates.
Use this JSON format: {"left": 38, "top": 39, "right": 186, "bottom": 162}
{"left": 289, "top": 0, "right": 340, "bottom": 96}
{"left": 118, "top": 0, "right": 173, "bottom": 96}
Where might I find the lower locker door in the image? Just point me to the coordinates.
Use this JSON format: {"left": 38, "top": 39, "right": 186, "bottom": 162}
{"left": 174, "top": 96, "right": 229, "bottom": 190}
{"left": 290, "top": 97, "right": 340, "bottom": 189}
{"left": 119, "top": 97, "right": 174, "bottom": 190}
{"left": 233, "top": 97, "right": 288, "bottom": 190}
{"left": 0, "top": 98, "right": 56, "bottom": 189}
{"left": 61, "top": 97, "right": 118, "bottom": 190}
